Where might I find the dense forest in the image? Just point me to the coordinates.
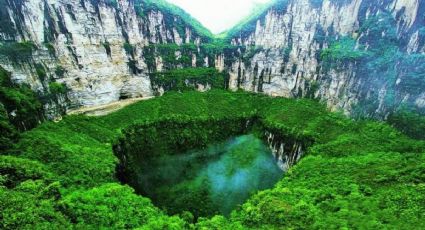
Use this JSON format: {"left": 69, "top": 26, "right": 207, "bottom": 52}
{"left": 2, "top": 90, "right": 425, "bottom": 228}
{"left": 1, "top": 0, "right": 425, "bottom": 229}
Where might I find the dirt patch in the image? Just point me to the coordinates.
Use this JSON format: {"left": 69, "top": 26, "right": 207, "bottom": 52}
{"left": 67, "top": 97, "right": 154, "bottom": 117}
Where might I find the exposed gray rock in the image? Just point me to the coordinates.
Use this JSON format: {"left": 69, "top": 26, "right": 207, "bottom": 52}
{"left": 0, "top": 0, "right": 424, "bottom": 119}
{"left": 0, "top": 0, "right": 206, "bottom": 113}
{"left": 226, "top": 0, "right": 425, "bottom": 116}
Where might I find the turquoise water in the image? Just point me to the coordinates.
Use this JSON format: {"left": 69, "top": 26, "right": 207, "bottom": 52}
{"left": 135, "top": 134, "right": 283, "bottom": 217}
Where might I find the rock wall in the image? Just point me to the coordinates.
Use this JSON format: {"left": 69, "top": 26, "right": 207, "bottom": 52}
{"left": 264, "top": 130, "right": 307, "bottom": 171}
{"left": 226, "top": 0, "right": 425, "bottom": 117}
{"left": 0, "top": 0, "right": 210, "bottom": 118}
{"left": 1, "top": 0, "right": 424, "bottom": 119}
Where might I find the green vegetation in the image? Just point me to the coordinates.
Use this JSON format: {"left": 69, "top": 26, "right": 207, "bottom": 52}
{"left": 0, "top": 41, "right": 36, "bottom": 62}
{"left": 200, "top": 41, "right": 242, "bottom": 65}
{"left": 320, "top": 37, "right": 369, "bottom": 69}
{"left": 0, "top": 89, "right": 423, "bottom": 228}
{"left": 142, "top": 43, "right": 242, "bottom": 71}
{"left": 44, "top": 43, "right": 56, "bottom": 56}
{"left": 0, "top": 0, "right": 17, "bottom": 36}
{"left": 242, "top": 46, "right": 264, "bottom": 65}
{"left": 134, "top": 0, "right": 212, "bottom": 41}
{"left": 48, "top": 82, "right": 67, "bottom": 95}
{"left": 0, "top": 66, "right": 42, "bottom": 150}
{"left": 388, "top": 109, "right": 425, "bottom": 140}
{"left": 0, "top": 1, "right": 424, "bottom": 227}
{"left": 398, "top": 54, "right": 425, "bottom": 95}
{"left": 88, "top": 0, "right": 118, "bottom": 9}
{"left": 123, "top": 42, "right": 134, "bottom": 56}
{"left": 60, "top": 183, "right": 186, "bottom": 229}
{"left": 231, "top": 151, "right": 425, "bottom": 229}
{"left": 143, "top": 44, "right": 196, "bottom": 70}
{"left": 0, "top": 104, "right": 18, "bottom": 151}
{"left": 118, "top": 132, "right": 282, "bottom": 218}
{"left": 102, "top": 41, "right": 111, "bottom": 57}
{"left": 35, "top": 64, "right": 47, "bottom": 81}
{"left": 0, "top": 155, "right": 70, "bottom": 229}
{"left": 317, "top": 12, "right": 425, "bottom": 118}
{"left": 150, "top": 68, "right": 227, "bottom": 92}
{"left": 220, "top": 0, "right": 288, "bottom": 41}
{"left": 0, "top": 1, "right": 424, "bottom": 228}
{"left": 54, "top": 65, "right": 66, "bottom": 77}
{"left": 104, "top": 0, "right": 118, "bottom": 8}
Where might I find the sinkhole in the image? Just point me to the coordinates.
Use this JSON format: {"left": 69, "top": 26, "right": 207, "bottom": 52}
{"left": 114, "top": 116, "right": 306, "bottom": 218}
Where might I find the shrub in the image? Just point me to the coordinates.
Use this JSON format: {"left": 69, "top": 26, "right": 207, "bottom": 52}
{"left": 387, "top": 109, "right": 425, "bottom": 140}
{"left": 48, "top": 82, "right": 67, "bottom": 95}
{"left": 35, "top": 64, "right": 47, "bottom": 81}
{"left": 54, "top": 66, "right": 66, "bottom": 77}
{"left": 123, "top": 42, "right": 134, "bottom": 56}
{"left": 320, "top": 37, "right": 369, "bottom": 64}
{"left": 102, "top": 41, "right": 111, "bottom": 56}
{"left": 105, "top": 0, "right": 118, "bottom": 8}
{"left": 0, "top": 155, "right": 52, "bottom": 189}
{"left": 44, "top": 43, "right": 56, "bottom": 56}
{"left": 3, "top": 90, "right": 425, "bottom": 229}
{"left": 0, "top": 66, "right": 42, "bottom": 131}
{"left": 0, "top": 41, "right": 36, "bottom": 62}
{"left": 150, "top": 68, "right": 227, "bottom": 92}
{"left": 0, "top": 103, "right": 18, "bottom": 150}
{"left": 60, "top": 183, "right": 186, "bottom": 229}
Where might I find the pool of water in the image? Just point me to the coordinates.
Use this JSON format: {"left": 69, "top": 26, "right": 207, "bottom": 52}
{"left": 133, "top": 134, "right": 283, "bottom": 218}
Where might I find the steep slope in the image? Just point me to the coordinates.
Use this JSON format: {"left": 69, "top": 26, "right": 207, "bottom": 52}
{"left": 223, "top": 0, "right": 425, "bottom": 118}
{"left": 2, "top": 0, "right": 424, "bottom": 120}
{"left": 218, "top": 0, "right": 277, "bottom": 40}
{"left": 0, "top": 0, "right": 213, "bottom": 118}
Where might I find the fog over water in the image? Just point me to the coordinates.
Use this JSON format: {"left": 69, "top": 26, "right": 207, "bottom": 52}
{"left": 136, "top": 134, "right": 283, "bottom": 217}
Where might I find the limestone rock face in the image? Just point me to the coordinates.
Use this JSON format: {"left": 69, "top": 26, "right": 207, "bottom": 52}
{"left": 0, "top": 0, "right": 205, "bottom": 115}
{"left": 226, "top": 0, "right": 425, "bottom": 116}
{"left": 1, "top": 0, "right": 424, "bottom": 119}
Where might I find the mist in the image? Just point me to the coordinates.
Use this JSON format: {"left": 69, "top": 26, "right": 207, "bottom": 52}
{"left": 166, "top": 0, "right": 272, "bottom": 34}
{"left": 134, "top": 134, "right": 283, "bottom": 217}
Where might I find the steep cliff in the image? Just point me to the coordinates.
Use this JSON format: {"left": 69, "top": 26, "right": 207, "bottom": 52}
{"left": 225, "top": 0, "right": 425, "bottom": 118}
{"left": 0, "top": 0, "right": 213, "bottom": 119}
{"left": 1, "top": 0, "right": 424, "bottom": 120}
